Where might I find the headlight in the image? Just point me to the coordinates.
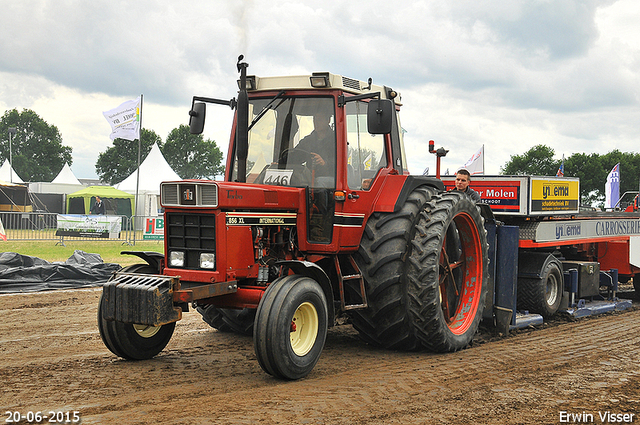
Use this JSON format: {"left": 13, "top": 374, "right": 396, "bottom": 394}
{"left": 169, "top": 251, "right": 185, "bottom": 267}
{"left": 200, "top": 253, "right": 215, "bottom": 269}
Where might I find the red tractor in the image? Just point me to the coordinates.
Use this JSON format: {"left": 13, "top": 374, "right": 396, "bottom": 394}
{"left": 98, "top": 56, "right": 489, "bottom": 379}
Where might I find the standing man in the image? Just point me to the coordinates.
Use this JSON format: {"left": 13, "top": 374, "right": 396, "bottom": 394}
{"left": 91, "top": 196, "right": 106, "bottom": 215}
{"left": 453, "top": 169, "right": 481, "bottom": 202}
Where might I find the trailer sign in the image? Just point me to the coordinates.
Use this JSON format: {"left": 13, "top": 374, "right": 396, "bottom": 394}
{"left": 441, "top": 176, "right": 580, "bottom": 216}
{"left": 476, "top": 185, "right": 521, "bottom": 211}
{"left": 441, "top": 177, "right": 525, "bottom": 214}
{"left": 532, "top": 218, "right": 640, "bottom": 243}
{"left": 530, "top": 178, "right": 579, "bottom": 214}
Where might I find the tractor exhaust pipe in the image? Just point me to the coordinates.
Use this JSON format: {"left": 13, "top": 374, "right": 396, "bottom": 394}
{"left": 236, "top": 55, "right": 249, "bottom": 183}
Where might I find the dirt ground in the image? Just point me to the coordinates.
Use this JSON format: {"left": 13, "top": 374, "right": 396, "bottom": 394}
{"left": 1, "top": 287, "right": 639, "bottom": 425}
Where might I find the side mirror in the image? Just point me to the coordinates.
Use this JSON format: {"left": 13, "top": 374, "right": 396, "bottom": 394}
{"left": 367, "top": 99, "right": 393, "bottom": 134}
{"left": 189, "top": 102, "right": 206, "bottom": 134}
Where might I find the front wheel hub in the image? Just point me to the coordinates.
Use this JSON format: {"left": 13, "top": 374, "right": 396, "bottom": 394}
{"left": 289, "top": 302, "right": 319, "bottom": 356}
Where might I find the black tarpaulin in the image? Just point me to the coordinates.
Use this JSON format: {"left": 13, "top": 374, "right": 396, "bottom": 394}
{"left": 0, "top": 251, "right": 121, "bottom": 293}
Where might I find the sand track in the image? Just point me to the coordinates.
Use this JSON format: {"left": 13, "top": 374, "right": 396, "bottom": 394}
{"left": 1, "top": 288, "right": 639, "bottom": 424}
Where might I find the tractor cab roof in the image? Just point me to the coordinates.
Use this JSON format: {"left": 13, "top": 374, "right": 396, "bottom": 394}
{"left": 241, "top": 72, "right": 401, "bottom": 103}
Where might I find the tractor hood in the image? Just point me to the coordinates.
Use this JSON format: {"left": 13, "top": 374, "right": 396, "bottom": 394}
{"left": 160, "top": 180, "right": 304, "bottom": 211}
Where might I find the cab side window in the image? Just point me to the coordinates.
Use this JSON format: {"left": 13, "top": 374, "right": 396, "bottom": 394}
{"left": 345, "top": 101, "right": 387, "bottom": 190}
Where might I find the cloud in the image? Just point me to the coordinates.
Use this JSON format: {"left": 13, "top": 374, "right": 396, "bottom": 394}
{"left": 0, "top": 1, "right": 242, "bottom": 104}
{"left": 0, "top": 0, "right": 638, "bottom": 180}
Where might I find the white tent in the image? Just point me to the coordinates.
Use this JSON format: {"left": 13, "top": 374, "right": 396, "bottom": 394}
{"left": 0, "top": 159, "right": 24, "bottom": 183}
{"left": 116, "top": 143, "right": 180, "bottom": 216}
{"left": 51, "top": 163, "right": 82, "bottom": 185}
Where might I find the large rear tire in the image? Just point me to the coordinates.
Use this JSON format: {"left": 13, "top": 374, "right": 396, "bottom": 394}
{"left": 196, "top": 305, "right": 255, "bottom": 336}
{"left": 253, "top": 275, "right": 328, "bottom": 380}
{"left": 97, "top": 264, "right": 175, "bottom": 360}
{"left": 351, "top": 189, "right": 488, "bottom": 352}
{"left": 412, "top": 191, "right": 489, "bottom": 351}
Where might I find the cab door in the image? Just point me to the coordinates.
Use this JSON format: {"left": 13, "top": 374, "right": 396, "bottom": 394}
{"left": 334, "top": 99, "right": 390, "bottom": 249}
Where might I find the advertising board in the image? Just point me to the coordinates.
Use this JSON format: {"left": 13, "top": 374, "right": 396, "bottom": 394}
{"left": 143, "top": 217, "right": 164, "bottom": 240}
{"left": 56, "top": 215, "right": 122, "bottom": 238}
{"left": 441, "top": 176, "right": 580, "bottom": 216}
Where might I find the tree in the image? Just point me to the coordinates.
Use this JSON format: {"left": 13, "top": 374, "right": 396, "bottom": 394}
{"left": 562, "top": 152, "right": 606, "bottom": 206}
{"left": 500, "top": 145, "right": 560, "bottom": 176}
{"left": 163, "top": 124, "right": 224, "bottom": 179}
{"left": 0, "top": 109, "right": 73, "bottom": 182}
{"left": 501, "top": 145, "right": 640, "bottom": 207}
{"left": 95, "top": 129, "right": 162, "bottom": 185}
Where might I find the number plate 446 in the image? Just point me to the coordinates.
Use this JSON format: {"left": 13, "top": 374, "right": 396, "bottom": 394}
{"left": 264, "top": 169, "right": 294, "bottom": 186}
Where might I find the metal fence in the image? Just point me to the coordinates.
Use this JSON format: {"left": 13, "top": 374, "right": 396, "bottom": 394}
{"left": 0, "top": 212, "right": 164, "bottom": 245}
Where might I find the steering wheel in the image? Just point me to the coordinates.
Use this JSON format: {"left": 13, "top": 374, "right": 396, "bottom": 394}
{"left": 278, "top": 148, "right": 313, "bottom": 168}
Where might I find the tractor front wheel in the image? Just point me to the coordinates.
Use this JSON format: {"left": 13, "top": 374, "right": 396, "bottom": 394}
{"left": 253, "top": 275, "right": 328, "bottom": 380}
{"left": 97, "top": 264, "right": 175, "bottom": 360}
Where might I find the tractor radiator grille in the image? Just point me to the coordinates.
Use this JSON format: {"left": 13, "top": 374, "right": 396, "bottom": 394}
{"left": 161, "top": 182, "right": 218, "bottom": 207}
{"left": 162, "top": 184, "right": 179, "bottom": 205}
{"left": 166, "top": 213, "right": 216, "bottom": 269}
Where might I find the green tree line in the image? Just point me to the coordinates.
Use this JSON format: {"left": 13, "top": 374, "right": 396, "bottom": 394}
{"left": 501, "top": 145, "right": 640, "bottom": 207}
{"left": 1, "top": 109, "right": 224, "bottom": 184}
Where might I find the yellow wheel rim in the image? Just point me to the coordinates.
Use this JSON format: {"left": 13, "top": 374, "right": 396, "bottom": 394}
{"left": 133, "top": 324, "right": 161, "bottom": 338}
{"left": 290, "top": 302, "right": 318, "bottom": 356}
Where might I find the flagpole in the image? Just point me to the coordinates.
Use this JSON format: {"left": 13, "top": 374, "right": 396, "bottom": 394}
{"left": 482, "top": 144, "right": 485, "bottom": 175}
{"left": 133, "top": 94, "right": 143, "bottom": 246}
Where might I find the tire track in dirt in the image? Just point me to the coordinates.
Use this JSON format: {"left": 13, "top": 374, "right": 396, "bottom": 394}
{"left": 1, "top": 288, "right": 639, "bottom": 424}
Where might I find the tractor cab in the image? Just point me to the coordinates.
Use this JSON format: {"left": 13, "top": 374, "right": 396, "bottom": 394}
{"left": 190, "top": 62, "right": 407, "bottom": 248}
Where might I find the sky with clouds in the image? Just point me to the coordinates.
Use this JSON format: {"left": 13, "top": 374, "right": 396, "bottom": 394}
{"left": 0, "top": 0, "right": 639, "bottom": 180}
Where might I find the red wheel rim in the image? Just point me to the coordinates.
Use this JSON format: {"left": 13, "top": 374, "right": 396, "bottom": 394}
{"left": 439, "top": 211, "right": 483, "bottom": 335}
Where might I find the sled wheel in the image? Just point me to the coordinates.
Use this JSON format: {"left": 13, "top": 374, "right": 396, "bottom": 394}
{"left": 196, "top": 305, "right": 256, "bottom": 335}
{"left": 254, "top": 275, "right": 328, "bottom": 380}
{"left": 544, "top": 264, "right": 562, "bottom": 310}
{"left": 97, "top": 264, "right": 175, "bottom": 360}
{"left": 518, "top": 254, "right": 563, "bottom": 318}
{"left": 634, "top": 275, "right": 640, "bottom": 300}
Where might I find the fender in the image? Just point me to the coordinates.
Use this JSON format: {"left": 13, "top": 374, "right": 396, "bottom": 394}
{"left": 276, "top": 260, "right": 335, "bottom": 327}
{"left": 121, "top": 251, "right": 165, "bottom": 273}
{"left": 392, "top": 175, "right": 445, "bottom": 213}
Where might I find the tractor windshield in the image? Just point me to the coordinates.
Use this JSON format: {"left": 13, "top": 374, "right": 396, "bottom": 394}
{"left": 232, "top": 96, "right": 336, "bottom": 189}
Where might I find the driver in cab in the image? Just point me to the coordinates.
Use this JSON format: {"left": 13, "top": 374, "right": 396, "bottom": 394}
{"left": 295, "top": 109, "right": 336, "bottom": 187}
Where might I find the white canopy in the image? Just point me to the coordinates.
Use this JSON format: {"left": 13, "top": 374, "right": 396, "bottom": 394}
{"left": 116, "top": 143, "right": 180, "bottom": 194}
{"left": 0, "top": 159, "right": 24, "bottom": 183}
{"left": 51, "top": 163, "right": 82, "bottom": 185}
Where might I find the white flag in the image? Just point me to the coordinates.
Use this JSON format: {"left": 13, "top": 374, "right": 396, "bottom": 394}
{"left": 462, "top": 145, "right": 484, "bottom": 175}
{"left": 103, "top": 97, "right": 141, "bottom": 141}
{"left": 605, "top": 163, "right": 620, "bottom": 209}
